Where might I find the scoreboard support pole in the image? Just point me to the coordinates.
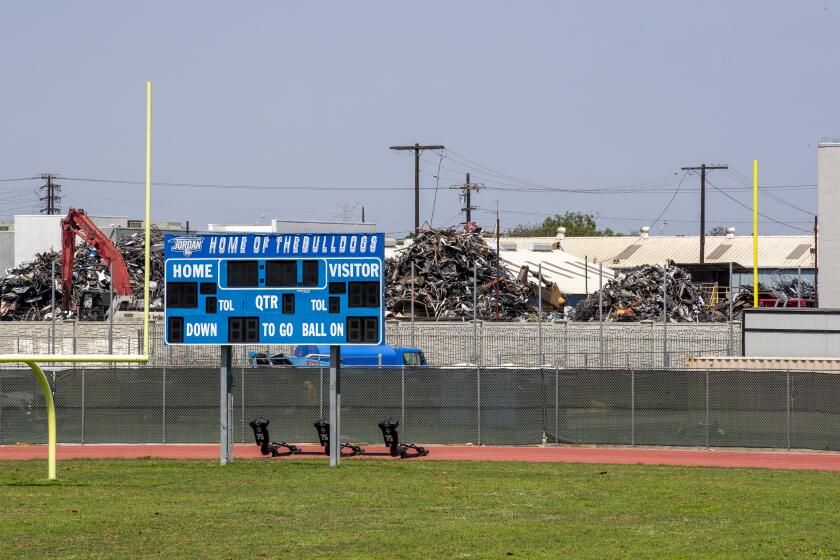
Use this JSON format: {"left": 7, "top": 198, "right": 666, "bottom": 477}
{"left": 220, "top": 345, "right": 234, "bottom": 465}
{"left": 329, "top": 345, "right": 341, "bottom": 467}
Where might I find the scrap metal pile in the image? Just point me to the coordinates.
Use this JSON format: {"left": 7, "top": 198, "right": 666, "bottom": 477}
{"left": 573, "top": 263, "right": 714, "bottom": 322}
{"left": 720, "top": 279, "right": 816, "bottom": 317}
{"left": 774, "top": 278, "right": 815, "bottom": 300}
{"left": 0, "top": 231, "right": 164, "bottom": 320}
{"left": 385, "top": 229, "right": 553, "bottom": 320}
{"left": 0, "top": 251, "right": 61, "bottom": 320}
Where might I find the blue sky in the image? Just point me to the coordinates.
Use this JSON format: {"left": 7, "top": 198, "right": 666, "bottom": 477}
{"left": 1, "top": 2, "right": 835, "bottom": 236}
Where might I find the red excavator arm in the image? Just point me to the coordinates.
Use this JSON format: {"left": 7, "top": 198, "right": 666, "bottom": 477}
{"left": 61, "top": 208, "right": 134, "bottom": 310}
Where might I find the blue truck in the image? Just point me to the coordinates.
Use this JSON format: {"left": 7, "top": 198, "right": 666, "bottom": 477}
{"left": 248, "top": 343, "right": 427, "bottom": 368}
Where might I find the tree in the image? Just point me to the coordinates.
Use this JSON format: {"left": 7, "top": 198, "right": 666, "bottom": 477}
{"left": 508, "top": 211, "right": 623, "bottom": 237}
{"left": 708, "top": 226, "right": 726, "bottom": 236}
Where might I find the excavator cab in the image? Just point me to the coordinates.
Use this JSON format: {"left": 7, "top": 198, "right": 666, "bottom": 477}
{"left": 78, "top": 289, "right": 134, "bottom": 321}
{"left": 78, "top": 289, "right": 112, "bottom": 322}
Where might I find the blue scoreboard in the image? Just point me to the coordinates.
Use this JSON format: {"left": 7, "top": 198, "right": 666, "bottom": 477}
{"left": 163, "top": 232, "right": 384, "bottom": 346}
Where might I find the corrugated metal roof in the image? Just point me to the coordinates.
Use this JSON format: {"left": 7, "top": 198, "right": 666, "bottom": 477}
{"left": 501, "top": 235, "right": 815, "bottom": 269}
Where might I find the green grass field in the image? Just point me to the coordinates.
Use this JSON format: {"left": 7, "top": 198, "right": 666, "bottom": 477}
{"left": 2, "top": 459, "right": 840, "bottom": 559}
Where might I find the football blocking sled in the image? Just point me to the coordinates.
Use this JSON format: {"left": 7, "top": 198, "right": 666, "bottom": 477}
{"left": 248, "top": 416, "right": 429, "bottom": 459}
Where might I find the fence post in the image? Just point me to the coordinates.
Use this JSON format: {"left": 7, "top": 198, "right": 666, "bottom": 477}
{"left": 473, "top": 265, "right": 478, "bottom": 366}
{"left": 662, "top": 266, "right": 669, "bottom": 368}
{"left": 554, "top": 365, "right": 559, "bottom": 447}
{"left": 0, "top": 370, "right": 2, "bottom": 444}
{"left": 728, "top": 261, "right": 734, "bottom": 355}
{"left": 80, "top": 366, "right": 85, "bottom": 445}
{"left": 108, "top": 263, "right": 114, "bottom": 354}
{"left": 241, "top": 365, "right": 246, "bottom": 443}
{"left": 51, "top": 259, "right": 56, "bottom": 354}
{"left": 410, "top": 262, "right": 415, "bottom": 348}
{"left": 786, "top": 370, "right": 791, "bottom": 450}
{"left": 162, "top": 364, "right": 166, "bottom": 444}
{"left": 705, "top": 369, "right": 710, "bottom": 449}
{"left": 401, "top": 365, "right": 406, "bottom": 432}
{"left": 480, "top": 321, "right": 485, "bottom": 366}
{"left": 630, "top": 369, "right": 635, "bottom": 446}
{"left": 319, "top": 366, "right": 324, "bottom": 419}
{"left": 541, "top": 367, "right": 547, "bottom": 444}
{"left": 564, "top": 321, "right": 569, "bottom": 369}
{"left": 598, "top": 263, "right": 604, "bottom": 368}
{"left": 538, "top": 263, "right": 543, "bottom": 366}
{"left": 476, "top": 366, "right": 481, "bottom": 446}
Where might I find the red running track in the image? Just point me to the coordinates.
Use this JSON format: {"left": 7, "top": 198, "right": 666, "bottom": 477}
{"left": 3, "top": 444, "right": 840, "bottom": 471}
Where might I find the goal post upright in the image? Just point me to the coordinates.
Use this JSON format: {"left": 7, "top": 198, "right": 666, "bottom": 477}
{"left": 144, "top": 79, "right": 152, "bottom": 356}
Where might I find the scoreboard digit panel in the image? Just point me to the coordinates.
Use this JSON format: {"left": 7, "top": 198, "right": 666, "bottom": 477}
{"left": 163, "top": 233, "right": 384, "bottom": 346}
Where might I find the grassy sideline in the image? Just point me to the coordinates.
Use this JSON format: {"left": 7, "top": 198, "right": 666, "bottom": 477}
{"left": 2, "top": 459, "right": 840, "bottom": 559}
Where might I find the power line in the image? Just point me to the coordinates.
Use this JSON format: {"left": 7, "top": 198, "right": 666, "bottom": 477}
{"left": 725, "top": 168, "right": 815, "bottom": 216}
{"left": 444, "top": 149, "right": 685, "bottom": 193}
{"left": 705, "top": 177, "right": 811, "bottom": 233}
{"left": 475, "top": 207, "right": 812, "bottom": 225}
{"left": 422, "top": 156, "right": 683, "bottom": 193}
{"left": 430, "top": 152, "right": 446, "bottom": 226}
{"left": 419, "top": 159, "right": 814, "bottom": 193}
{"left": 59, "top": 176, "right": 423, "bottom": 191}
{"left": 650, "top": 172, "right": 689, "bottom": 231}
{"left": 0, "top": 176, "right": 38, "bottom": 183}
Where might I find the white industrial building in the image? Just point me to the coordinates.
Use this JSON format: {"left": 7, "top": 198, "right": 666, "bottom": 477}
{"left": 2, "top": 214, "right": 184, "bottom": 272}
{"left": 818, "top": 138, "right": 840, "bottom": 308}
{"left": 208, "top": 220, "right": 376, "bottom": 234}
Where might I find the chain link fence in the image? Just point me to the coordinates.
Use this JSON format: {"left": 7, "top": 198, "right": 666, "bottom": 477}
{"left": 2, "top": 364, "right": 839, "bottom": 451}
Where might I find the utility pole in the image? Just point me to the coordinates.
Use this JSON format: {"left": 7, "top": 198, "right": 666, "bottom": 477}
{"left": 39, "top": 173, "right": 62, "bottom": 215}
{"left": 680, "top": 164, "right": 728, "bottom": 263}
{"left": 451, "top": 172, "right": 483, "bottom": 224}
{"left": 389, "top": 143, "right": 445, "bottom": 234}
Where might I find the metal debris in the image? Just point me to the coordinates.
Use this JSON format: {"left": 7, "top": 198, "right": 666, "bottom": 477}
{"left": 0, "top": 230, "right": 164, "bottom": 320}
{"left": 0, "top": 251, "right": 62, "bottom": 320}
{"left": 773, "top": 278, "right": 815, "bottom": 301}
{"left": 385, "top": 228, "right": 557, "bottom": 320}
{"left": 718, "top": 279, "right": 817, "bottom": 318}
{"left": 572, "top": 263, "right": 713, "bottom": 322}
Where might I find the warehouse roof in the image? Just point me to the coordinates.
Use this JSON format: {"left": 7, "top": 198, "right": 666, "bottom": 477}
{"left": 386, "top": 242, "right": 614, "bottom": 295}
{"left": 502, "top": 234, "right": 815, "bottom": 270}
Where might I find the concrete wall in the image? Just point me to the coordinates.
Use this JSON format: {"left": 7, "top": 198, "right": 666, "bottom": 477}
{"left": 13, "top": 215, "right": 62, "bottom": 266}
{"left": 0, "top": 320, "right": 738, "bottom": 369}
{"left": 743, "top": 309, "right": 840, "bottom": 358}
{"left": 0, "top": 231, "right": 14, "bottom": 272}
{"left": 818, "top": 139, "right": 840, "bottom": 307}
